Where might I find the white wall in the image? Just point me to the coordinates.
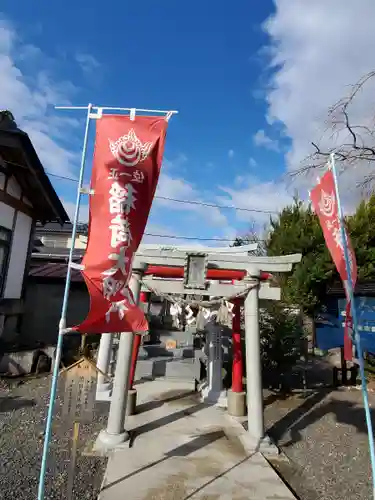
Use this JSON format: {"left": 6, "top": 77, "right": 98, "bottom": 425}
{"left": 0, "top": 201, "right": 14, "bottom": 230}
{"left": 4, "top": 211, "right": 32, "bottom": 299}
{"left": 0, "top": 175, "right": 33, "bottom": 299}
{"left": 40, "top": 234, "right": 86, "bottom": 249}
{"left": 69, "top": 235, "right": 87, "bottom": 249}
{"left": 6, "top": 176, "right": 22, "bottom": 199}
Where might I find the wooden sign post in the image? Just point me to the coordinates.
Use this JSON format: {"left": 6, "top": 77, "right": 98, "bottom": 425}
{"left": 60, "top": 357, "right": 104, "bottom": 500}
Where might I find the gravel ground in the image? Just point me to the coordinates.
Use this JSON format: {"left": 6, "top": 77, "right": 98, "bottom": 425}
{"left": 0, "top": 375, "right": 108, "bottom": 500}
{"left": 2, "top": 358, "right": 374, "bottom": 500}
{"left": 263, "top": 387, "right": 374, "bottom": 500}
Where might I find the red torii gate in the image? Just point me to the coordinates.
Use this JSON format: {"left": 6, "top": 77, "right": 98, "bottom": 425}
{"left": 129, "top": 265, "right": 272, "bottom": 398}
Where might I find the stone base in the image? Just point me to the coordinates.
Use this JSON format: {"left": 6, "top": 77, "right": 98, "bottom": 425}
{"left": 126, "top": 388, "right": 137, "bottom": 415}
{"left": 0, "top": 348, "right": 54, "bottom": 376}
{"left": 94, "top": 428, "right": 130, "bottom": 453}
{"left": 200, "top": 385, "right": 228, "bottom": 407}
{"left": 227, "top": 389, "right": 246, "bottom": 417}
{"left": 239, "top": 434, "right": 279, "bottom": 457}
{"left": 223, "top": 413, "right": 279, "bottom": 457}
{"left": 96, "top": 385, "right": 112, "bottom": 402}
{"left": 97, "top": 380, "right": 111, "bottom": 392}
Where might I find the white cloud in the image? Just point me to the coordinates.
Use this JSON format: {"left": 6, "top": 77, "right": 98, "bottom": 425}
{"left": 249, "top": 157, "right": 257, "bottom": 167}
{"left": 0, "top": 19, "right": 14, "bottom": 51}
{"left": 0, "top": 18, "right": 83, "bottom": 177}
{"left": 75, "top": 52, "right": 100, "bottom": 74}
{"left": 262, "top": 0, "right": 375, "bottom": 190}
{"left": 67, "top": 167, "right": 290, "bottom": 246}
{"left": 67, "top": 163, "right": 232, "bottom": 237}
{"left": 253, "top": 129, "right": 280, "bottom": 152}
{"left": 228, "top": 149, "right": 234, "bottom": 159}
{"left": 63, "top": 199, "right": 89, "bottom": 223}
{"left": 141, "top": 223, "right": 207, "bottom": 247}
{"left": 218, "top": 176, "right": 292, "bottom": 226}
{"left": 155, "top": 162, "right": 229, "bottom": 227}
{"left": 63, "top": 199, "right": 210, "bottom": 247}
{"left": 234, "top": 175, "right": 245, "bottom": 186}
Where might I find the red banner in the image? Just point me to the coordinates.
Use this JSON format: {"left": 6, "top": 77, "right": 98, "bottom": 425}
{"left": 73, "top": 115, "right": 168, "bottom": 334}
{"left": 310, "top": 167, "right": 357, "bottom": 360}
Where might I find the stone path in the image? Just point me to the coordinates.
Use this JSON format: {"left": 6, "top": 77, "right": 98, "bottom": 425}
{"left": 98, "top": 380, "right": 296, "bottom": 500}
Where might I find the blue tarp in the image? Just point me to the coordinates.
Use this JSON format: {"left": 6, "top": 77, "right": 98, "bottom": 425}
{"left": 315, "top": 297, "right": 375, "bottom": 353}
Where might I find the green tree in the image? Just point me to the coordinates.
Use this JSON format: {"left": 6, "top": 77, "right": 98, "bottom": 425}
{"left": 260, "top": 302, "right": 305, "bottom": 390}
{"left": 266, "top": 197, "right": 335, "bottom": 317}
{"left": 348, "top": 194, "right": 375, "bottom": 280}
{"left": 238, "top": 193, "right": 375, "bottom": 383}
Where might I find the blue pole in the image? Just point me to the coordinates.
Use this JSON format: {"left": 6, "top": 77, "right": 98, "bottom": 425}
{"left": 37, "top": 103, "right": 93, "bottom": 500}
{"left": 330, "top": 153, "right": 375, "bottom": 498}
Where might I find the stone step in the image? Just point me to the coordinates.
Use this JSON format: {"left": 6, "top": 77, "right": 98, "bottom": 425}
{"left": 140, "top": 344, "right": 194, "bottom": 359}
{"left": 135, "top": 356, "right": 199, "bottom": 382}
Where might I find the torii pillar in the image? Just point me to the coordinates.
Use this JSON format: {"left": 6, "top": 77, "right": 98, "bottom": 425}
{"left": 244, "top": 270, "right": 264, "bottom": 444}
{"left": 95, "top": 264, "right": 146, "bottom": 450}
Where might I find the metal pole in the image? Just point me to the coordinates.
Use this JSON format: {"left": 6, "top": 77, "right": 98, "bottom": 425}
{"left": 330, "top": 154, "right": 375, "bottom": 498}
{"left": 244, "top": 274, "right": 264, "bottom": 442}
{"left": 37, "top": 103, "right": 93, "bottom": 500}
{"left": 55, "top": 105, "right": 178, "bottom": 115}
{"left": 96, "top": 265, "right": 145, "bottom": 448}
{"left": 96, "top": 334, "right": 113, "bottom": 392}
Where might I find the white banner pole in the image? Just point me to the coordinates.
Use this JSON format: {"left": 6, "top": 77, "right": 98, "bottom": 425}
{"left": 37, "top": 103, "right": 93, "bottom": 500}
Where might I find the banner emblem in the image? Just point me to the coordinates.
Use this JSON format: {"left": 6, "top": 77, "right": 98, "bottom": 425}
{"left": 318, "top": 189, "right": 335, "bottom": 217}
{"left": 109, "top": 129, "right": 153, "bottom": 167}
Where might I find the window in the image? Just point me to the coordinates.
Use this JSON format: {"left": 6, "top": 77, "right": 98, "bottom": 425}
{"left": 41, "top": 237, "right": 57, "bottom": 247}
{"left": 0, "top": 227, "right": 11, "bottom": 296}
{"left": 41, "top": 236, "right": 68, "bottom": 248}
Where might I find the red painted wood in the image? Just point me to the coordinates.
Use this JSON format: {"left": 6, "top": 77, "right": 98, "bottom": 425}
{"left": 232, "top": 298, "right": 243, "bottom": 393}
{"left": 145, "top": 265, "right": 271, "bottom": 281}
{"left": 129, "top": 291, "right": 150, "bottom": 389}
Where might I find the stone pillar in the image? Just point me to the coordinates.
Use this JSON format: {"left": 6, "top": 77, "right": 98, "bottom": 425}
{"left": 201, "top": 319, "right": 227, "bottom": 407}
{"left": 96, "top": 333, "right": 113, "bottom": 400}
{"left": 244, "top": 271, "right": 264, "bottom": 442}
{"left": 95, "top": 264, "right": 146, "bottom": 450}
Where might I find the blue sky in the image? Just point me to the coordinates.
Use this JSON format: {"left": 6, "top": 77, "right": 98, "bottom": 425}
{"left": 1, "top": 1, "right": 372, "bottom": 245}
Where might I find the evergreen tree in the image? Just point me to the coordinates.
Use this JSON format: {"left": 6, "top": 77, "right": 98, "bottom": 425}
{"left": 348, "top": 194, "right": 375, "bottom": 280}
{"left": 266, "top": 197, "right": 335, "bottom": 318}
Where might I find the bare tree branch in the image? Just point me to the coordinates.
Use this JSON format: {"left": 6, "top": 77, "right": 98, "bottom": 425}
{"left": 290, "top": 71, "right": 375, "bottom": 188}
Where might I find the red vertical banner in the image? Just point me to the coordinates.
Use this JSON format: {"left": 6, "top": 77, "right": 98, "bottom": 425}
{"left": 73, "top": 115, "right": 168, "bottom": 334}
{"left": 310, "top": 168, "right": 357, "bottom": 360}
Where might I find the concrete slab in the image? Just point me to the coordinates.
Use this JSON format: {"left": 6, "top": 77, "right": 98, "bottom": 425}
{"left": 223, "top": 414, "right": 280, "bottom": 457}
{"left": 98, "top": 380, "right": 296, "bottom": 500}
